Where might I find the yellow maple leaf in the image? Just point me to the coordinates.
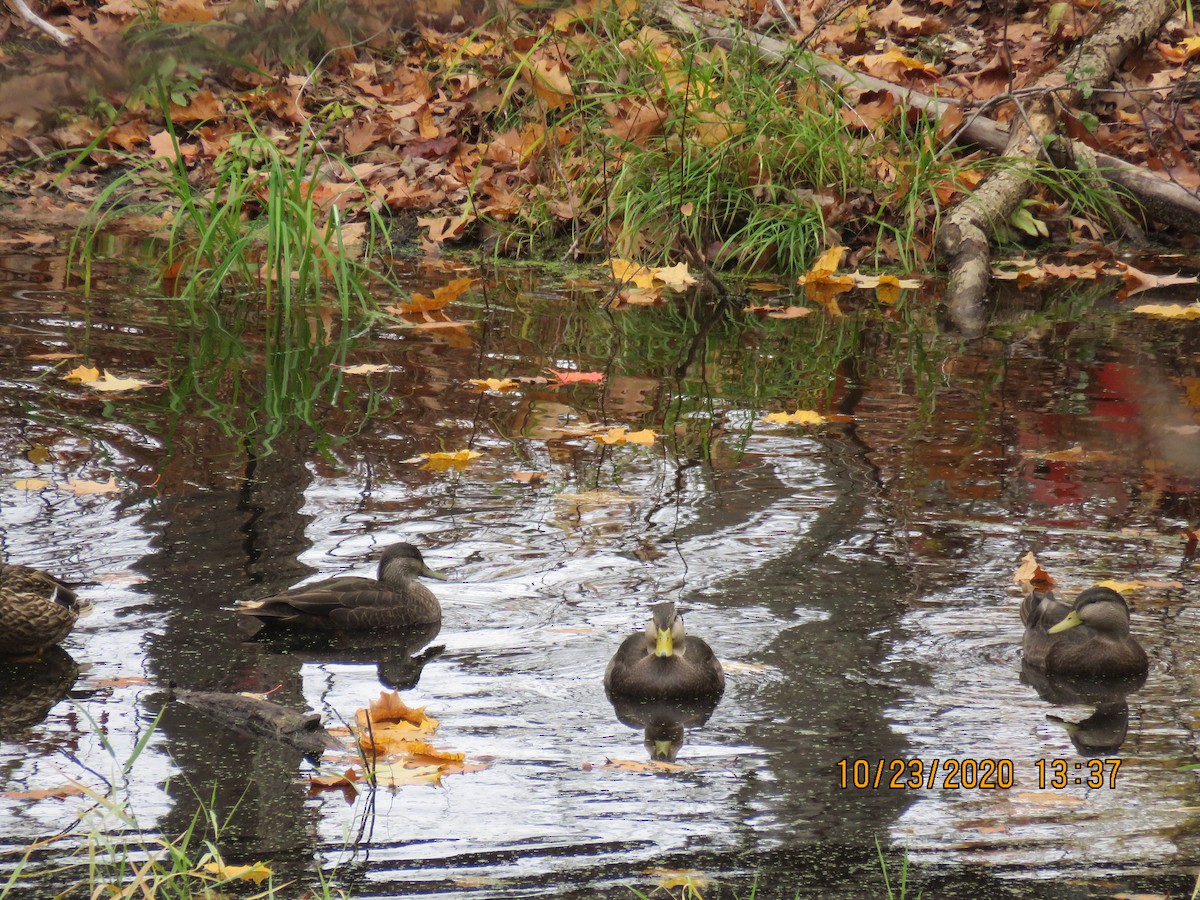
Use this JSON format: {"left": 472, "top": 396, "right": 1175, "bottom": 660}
{"left": 411, "top": 449, "right": 483, "bottom": 471}
{"left": 63, "top": 364, "right": 101, "bottom": 383}
{"left": 799, "top": 246, "right": 848, "bottom": 282}
{"left": 199, "top": 860, "right": 273, "bottom": 885}
{"left": 606, "top": 259, "right": 657, "bottom": 289}
{"left": 762, "top": 410, "right": 825, "bottom": 426}
{"left": 339, "top": 363, "right": 391, "bottom": 375}
{"left": 652, "top": 262, "right": 697, "bottom": 291}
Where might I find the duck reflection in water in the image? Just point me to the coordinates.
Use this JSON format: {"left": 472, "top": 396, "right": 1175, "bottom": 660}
{"left": 0, "top": 646, "right": 81, "bottom": 741}
{"left": 605, "top": 602, "right": 724, "bottom": 761}
{"left": 248, "top": 621, "right": 444, "bottom": 691}
{"left": 1021, "top": 664, "right": 1146, "bottom": 756}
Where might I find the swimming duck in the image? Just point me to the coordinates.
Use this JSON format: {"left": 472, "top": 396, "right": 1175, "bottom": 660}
{"left": 1021, "top": 586, "right": 1148, "bottom": 678}
{"left": 236, "top": 542, "right": 446, "bottom": 631}
{"left": 0, "top": 563, "right": 87, "bottom": 660}
{"left": 604, "top": 601, "right": 725, "bottom": 701}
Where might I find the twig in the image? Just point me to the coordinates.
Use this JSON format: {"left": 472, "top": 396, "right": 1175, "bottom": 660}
{"left": 7, "top": 0, "right": 75, "bottom": 47}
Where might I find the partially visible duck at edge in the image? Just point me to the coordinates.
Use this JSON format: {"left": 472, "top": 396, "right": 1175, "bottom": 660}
{"left": 237, "top": 542, "right": 446, "bottom": 631}
{"left": 0, "top": 563, "right": 89, "bottom": 660}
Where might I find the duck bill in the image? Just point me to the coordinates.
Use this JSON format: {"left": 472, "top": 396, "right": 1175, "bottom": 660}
{"left": 421, "top": 564, "right": 449, "bottom": 581}
{"left": 1047, "top": 610, "right": 1083, "bottom": 634}
{"left": 654, "top": 627, "right": 674, "bottom": 657}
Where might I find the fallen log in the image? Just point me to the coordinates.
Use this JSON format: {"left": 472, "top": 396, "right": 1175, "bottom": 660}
{"left": 934, "top": 0, "right": 1178, "bottom": 334}
{"left": 645, "top": 0, "right": 1198, "bottom": 333}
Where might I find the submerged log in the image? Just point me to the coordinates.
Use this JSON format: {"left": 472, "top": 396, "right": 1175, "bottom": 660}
{"left": 175, "top": 690, "right": 342, "bottom": 758}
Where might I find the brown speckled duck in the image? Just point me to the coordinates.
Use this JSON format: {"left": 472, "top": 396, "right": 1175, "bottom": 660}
{"left": 0, "top": 563, "right": 87, "bottom": 659}
{"left": 605, "top": 601, "right": 725, "bottom": 701}
{"left": 1021, "top": 586, "right": 1148, "bottom": 678}
{"left": 236, "top": 542, "right": 446, "bottom": 631}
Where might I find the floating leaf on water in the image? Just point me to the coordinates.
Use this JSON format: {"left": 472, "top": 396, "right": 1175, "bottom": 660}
{"left": 467, "top": 377, "right": 519, "bottom": 392}
{"left": 198, "top": 860, "right": 274, "bottom": 885}
{"left": 1132, "top": 303, "right": 1200, "bottom": 320}
{"left": 594, "top": 427, "right": 657, "bottom": 445}
{"left": 556, "top": 490, "right": 638, "bottom": 504}
{"left": 2, "top": 783, "right": 87, "bottom": 800}
{"left": 308, "top": 769, "right": 360, "bottom": 801}
{"left": 86, "top": 372, "right": 155, "bottom": 392}
{"left": 12, "top": 478, "right": 51, "bottom": 491}
{"left": 374, "top": 762, "right": 444, "bottom": 788}
{"left": 512, "top": 471, "right": 547, "bottom": 484}
{"left": 28, "top": 352, "right": 79, "bottom": 361}
{"left": 358, "top": 690, "right": 438, "bottom": 730}
{"left": 603, "top": 757, "right": 694, "bottom": 773}
{"left": 338, "top": 363, "right": 391, "bottom": 375}
{"left": 62, "top": 364, "right": 100, "bottom": 383}
{"left": 548, "top": 368, "right": 604, "bottom": 385}
{"left": 57, "top": 476, "right": 119, "bottom": 495}
{"left": 645, "top": 868, "right": 712, "bottom": 892}
{"left": 762, "top": 410, "right": 825, "bottom": 426}
{"left": 1013, "top": 551, "right": 1055, "bottom": 591}
{"left": 409, "top": 449, "right": 483, "bottom": 471}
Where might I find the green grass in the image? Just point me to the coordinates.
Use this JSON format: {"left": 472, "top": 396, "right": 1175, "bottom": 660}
{"left": 69, "top": 77, "right": 398, "bottom": 323}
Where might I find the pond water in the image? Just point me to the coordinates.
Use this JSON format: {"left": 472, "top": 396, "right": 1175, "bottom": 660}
{"left": 0, "top": 248, "right": 1198, "bottom": 898}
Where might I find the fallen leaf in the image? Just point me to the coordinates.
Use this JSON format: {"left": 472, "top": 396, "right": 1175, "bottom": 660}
{"left": 548, "top": 368, "right": 604, "bottom": 385}
{"left": 62, "top": 365, "right": 101, "bottom": 383}
{"left": 12, "top": 478, "right": 51, "bottom": 490}
{"left": 198, "top": 861, "right": 273, "bottom": 885}
{"left": 2, "top": 783, "right": 87, "bottom": 800}
{"left": 338, "top": 364, "right": 391, "bottom": 375}
{"left": 653, "top": 262, "right": 697, "bottom": 291}
{"left": 594, "top": 427, "right": 657, "bottom": 445}
{"left": 57, "top": 476, "right": 119, "bottom": 495}
{"left": 85, "top": 372, "right": 155, "bottom": 392}
{"left": 1117, "top": 263, "right": 1199, "bottom": 299}
{"left": 762, "top": 410, "right": 825, "bottom": 426}
{"left": 408, "top": 450, "right": 483, "bottom": 471}
{"left": 513, "top": 471, "right": 547, "bottom": 484}
{"left": 308, "top": 769, "right": 360, "bottom": 801}
{"left": 1132, "top": 303, "right": 1200, "bottom": 320}
{"left": 28, "top": 352, "right": 79, "bottom": 361}
{"left": 373, "top": 763, "right": 444, "bottom": 787}
{"left": 390, "top": 277, "right": 476, "bottom": 314}
{"left": 467, "top": 378, "right": 519, "bottom": 392}
{"left": 603, "top": 757, "right": 694, "bottom": 773}
{"left": 1013, "top": 551, "right": 1055, "bottom": 590}
{"left": 1092, "top": 580, "right": 1143, "bottom": 594}
{"left": 1023, "top": 444, "right": 1084, "bottom": 462}
{"left": 358, "top": 690, "right": 438, "bottom": 730}
{"left": 646, "top": 868, "right": 712, "bottom": 892}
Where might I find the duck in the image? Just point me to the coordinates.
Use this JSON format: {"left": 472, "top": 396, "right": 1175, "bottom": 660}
{"left": 236, "top": 542, "right": 446, "bottom": 631}
{"left": 0, "top": 563, "right": 88, "bottom": 660}
{"left": 1021, "top": 585, "right": 1148, "bottom": 678}
{"left": 604, "top": 601, "right": 725, "bottom": 701}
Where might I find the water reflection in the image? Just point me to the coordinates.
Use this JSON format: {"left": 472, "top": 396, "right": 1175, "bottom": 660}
{"left": 608, "top": 696, "right": 722, "bottom": 763}
{"left": 1, "top": 257, "right": 1199, "bottom": 897}
{"left": 0, "top": 648, "right": 79, "bottom": 741}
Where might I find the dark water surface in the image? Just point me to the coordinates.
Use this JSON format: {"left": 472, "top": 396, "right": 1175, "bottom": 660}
{"left": 1, "top": 252, "right": 1198, "bottom": 898}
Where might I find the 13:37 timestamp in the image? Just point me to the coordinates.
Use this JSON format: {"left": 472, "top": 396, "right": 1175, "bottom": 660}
{"left": 1035, "top": 758, "right": 1122, "bottom": 789}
